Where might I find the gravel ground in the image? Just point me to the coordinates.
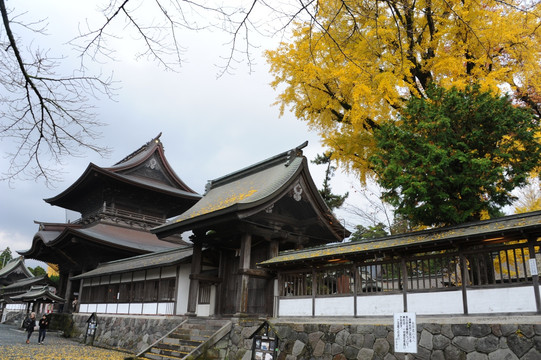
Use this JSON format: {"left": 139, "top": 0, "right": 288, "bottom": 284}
{"left": 0, "top": 324, "right": 132, "bottom": 360}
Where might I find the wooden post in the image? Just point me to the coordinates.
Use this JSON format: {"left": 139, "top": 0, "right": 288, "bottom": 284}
{"left": 186, "top": 242, "right": 202, "bottom": 316}
{"left": 63, "top": 270, "right": 73, "bottom": 313}
{"left": 459, "top": 253, "right": 469, "bottom": 315}
{"left": 77, "top": 275, "right": 84, "bottom": 313}
{"left": 528, "top": 236, "right": 541, "bottom": 314}
{"left": 215, "top": 250, "right": 224, "bottom": 316}
{"left": 401, "top": 258, "right": 408, "bottom": 312}
{"left": 236, "top": 233, "right": 252, "bottom": 315}
{"left": 267, "top": 239, "right": 279, "bottom": 316}
{"left": 353, "top": 264, "right": 358, "bottom": 317}
{"left": 312, "top": 268, "right": 317, "bottom": 317}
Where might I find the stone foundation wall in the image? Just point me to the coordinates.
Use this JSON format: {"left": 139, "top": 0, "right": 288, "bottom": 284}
{"left": 215, "top": 319, "right": 541, "bottom": 360}
{"left": 66, "top": 314, "right": 541, "bottom": 360}
{"left": 71, "top": 314, "right": 186, "bottom": 354}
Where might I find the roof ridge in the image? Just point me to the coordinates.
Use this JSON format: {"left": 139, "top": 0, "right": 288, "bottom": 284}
{"left": 113, "top": 132, "right": 162, "bottom": 166}
{"left": 204, "top": 141, "right": 308, "bottom": 193}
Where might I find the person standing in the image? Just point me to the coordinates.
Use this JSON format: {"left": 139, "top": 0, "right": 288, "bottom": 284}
{"left": 23, "top": 312, "right": 36, "bottom": 344}
{"left": 38, "top": 314, "right": 49, "bottom": 344}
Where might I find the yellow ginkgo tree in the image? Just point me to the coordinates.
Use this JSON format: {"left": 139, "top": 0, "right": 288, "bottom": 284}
{"left": 267, "top": 0, "right": 541, "bottom": 182}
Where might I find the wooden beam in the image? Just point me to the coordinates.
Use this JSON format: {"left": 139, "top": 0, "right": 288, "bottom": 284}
{"left": 238, "top": 268, "right": 272, "bottom": 278}
{"left": 189, "top": 274, "right": 222, "bottom": 283}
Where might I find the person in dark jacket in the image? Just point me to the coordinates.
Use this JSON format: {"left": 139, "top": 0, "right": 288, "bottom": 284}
{"left": 38, "top": 314, "right": 49, "bottom": 344}
{"left": 23, "top": 312, "right": 36, "bottom": 344}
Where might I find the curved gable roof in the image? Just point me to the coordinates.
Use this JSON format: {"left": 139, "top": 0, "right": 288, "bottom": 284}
{"left": 0, "top": 257, "right": 33, "bottom": 280}
{"left": 105, "top": 132, "right": 197, "bottom": 194}
{"left": 44, "top": 134, "right": 200, "bottom": 209}
{"left": 153, "top": 142, "right": 348, "bottom": 240}
{"left": 20, "top": 222, "right": 180, "bottom": 258}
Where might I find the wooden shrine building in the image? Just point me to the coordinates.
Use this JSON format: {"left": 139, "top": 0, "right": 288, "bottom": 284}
{"left": 18, "top": 134, "right": 201, "bottom": 311}
{"left": 152, "top": 142, "right": 349, "bottom": 317}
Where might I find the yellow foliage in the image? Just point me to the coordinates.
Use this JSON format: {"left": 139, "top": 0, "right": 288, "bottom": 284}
{"left": 514, "top": 176, "right": 541, "bottom": 213}
{"left": 47, "top": 263, "right": 59, "bottom": 276}
{"left": 266, "top": 0, "right": 541, "bottom": 181}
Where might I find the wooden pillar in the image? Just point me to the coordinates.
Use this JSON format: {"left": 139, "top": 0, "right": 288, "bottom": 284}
{"left": 353, "top": 264, "right": 358, "bottom": 317}
{"left": 215, "top": 250, "right": 225, "bottom": 316}
{"left": 459, "top": 253, "right": 469, "bottom": 315}
{"left": 267, "top": 239, "right": 279, "bottom": 316}
{"left": 236, "top": 233, "right": 252, "bottom": 315}
{"left": 63, "top": 270, "right": 73, "bottom": 313}
{"left": 401, "top": 258, "right": 408, "bottom": 312}
{"left": 312, "top": 268, "right": 317, "bottom": 317}
{"left": 186, "top": 242, "right": 202, "bottom": 316}
{"left": 528, "top": 236, "right": 541, "bottom": 314}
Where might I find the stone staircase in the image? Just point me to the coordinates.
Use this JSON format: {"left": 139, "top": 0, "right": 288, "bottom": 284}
{"left": 137, "top": 318, "right": 232, "bottom": 360}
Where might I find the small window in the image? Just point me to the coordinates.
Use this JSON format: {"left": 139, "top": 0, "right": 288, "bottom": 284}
{"left": 198, "top": 284, "right": 211, "bottom": 304}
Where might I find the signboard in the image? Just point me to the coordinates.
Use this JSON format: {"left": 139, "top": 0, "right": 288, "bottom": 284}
{"left": 394, "top": 312, "right": 417, "bottom": 353}
{"left": 529, "top": 258, "right": 538, "bottom": 276}
{"left": 252, "top": 336, "right": 277, "bottom": 360}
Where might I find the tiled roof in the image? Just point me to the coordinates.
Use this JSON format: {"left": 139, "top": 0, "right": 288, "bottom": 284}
{"left": 74, "top": 223, "right": 180, "bottom": 252}
{"left": 71, "top": 247, "right": 193, "bottom": 279}
{"left": 259, "top": 211, "right": 541, "bottom": 267}
{"left": 2, "top": 275, "right": 48, "bottom": 290}
{"left": 0, "top": 257, "right": 33, "bottom": 279}
{"left": 169, "top": 157, "right": 303, "bottom": 223}
{"left": 10, "top": 285, "right": 64, "bottom": 303}
{"left": 152, "top": 142, "right": 347, "bottom": 240}
{"left": 45, "top": 134, "right": 200, "bottom": 208}
{"left": 19, "top": 223, "right": 180, "bottom": 259}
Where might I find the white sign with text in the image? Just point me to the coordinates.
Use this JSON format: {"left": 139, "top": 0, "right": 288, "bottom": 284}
{"left": 394, "top": 312, "right": 417, "bottom": 353}
{"left": 529, "top": 258, "right": 538, "bottom": 276}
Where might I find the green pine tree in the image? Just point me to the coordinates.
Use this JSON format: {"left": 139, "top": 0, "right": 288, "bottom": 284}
{"left": 371, "top": 84, "right": 541, "bottom": 227}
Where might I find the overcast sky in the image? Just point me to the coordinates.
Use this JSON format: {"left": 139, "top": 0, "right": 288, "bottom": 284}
{"left": 0, "top": 1, "right": 365, "bottom": 265}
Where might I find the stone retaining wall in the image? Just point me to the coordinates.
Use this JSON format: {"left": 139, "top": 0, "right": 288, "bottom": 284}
{"left": 71, "top": 313, "right": 186, "bottom": 354}
{"left": 215, "top": 319, "right": 541, "bottom": 360}
{"left": 67, "top": 314, "right": 541, "bottom": 360}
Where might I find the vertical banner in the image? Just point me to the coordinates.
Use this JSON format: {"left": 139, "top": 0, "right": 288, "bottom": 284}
{"left": 394, "top": 312, "right": 417, "bottom": 353}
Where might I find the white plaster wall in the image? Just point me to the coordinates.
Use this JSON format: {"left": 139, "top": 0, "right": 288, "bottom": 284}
{"left": 279, "top": 298, "right": 312, "bottom": 316}
{"left": 143, "top": 303, "right": 158, "bottom": 314}
{"left": 315, "top": 297, "right": 354, "bottom": 316}
{"left": 408, "top": 291, "right": 463, "bottom": 315}
{"left": 5, "top": 304, "right": 26, "bottom": 311}
{"left": 97, "top": 304, "right": 107, "bottom": 313}
{"left": 467, "top": 286, "right": 538, "bottom": 314}
{"left": 117, "top": 303, "right": 129, "bottom": 314}
{"left": 197, "top": 304, "right": 210, "bottom": 317}
{"left": 356, "top": 294, "right": 403, "bottom": 316}
{"left": 106, "top": 303, "right": 118, "bottom": 314}
{"left": 129, "top": 303, "right": 142, "bottom": 314}
{"left": 176, "top": 264, "right": 191, "bottom": 315}
{"left": 157, "top": 302, "right": 174, "bottom": 315}
{"left": 79, "top": 304, "right": 89, "bottom": 313}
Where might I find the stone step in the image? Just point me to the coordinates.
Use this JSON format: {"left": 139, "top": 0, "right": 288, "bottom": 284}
{"left": 154, "top": 342, "right": 198, "bottom": 354}
{"left": 154, "top": 342, "right": 196, "bottom": 353}
{"left": 173, "top": 328, "right": 220, "bottom": 337}
{"left": 138, "top": 319, "right": 232, "bottom": 360}
{"left": 164, "top": 334, "right": 206, "bottom": 344}
{"left": 150, "top": 347, "right": 190, "bottom": 358}
{"left": 144, "top": 352, "right": 185, "bottom": 360}
{"left": 166, "top": 333, "right": 211, "bottom": 343}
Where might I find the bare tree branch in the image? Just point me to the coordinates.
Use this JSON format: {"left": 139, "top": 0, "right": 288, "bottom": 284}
{"left": 0, "top": 0, "right": 112, "bottom": 184}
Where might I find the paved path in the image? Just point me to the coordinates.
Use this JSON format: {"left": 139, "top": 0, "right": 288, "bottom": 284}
{"left": 0, "top": 324, "right": 131, "bottom": 360}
